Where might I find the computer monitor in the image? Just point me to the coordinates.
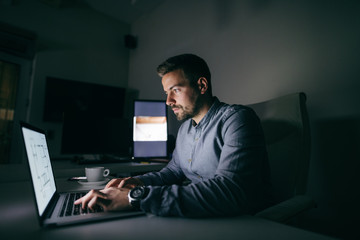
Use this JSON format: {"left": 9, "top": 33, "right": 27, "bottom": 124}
{"left": 61, "top": 112, "right": 131, "bottom": 157}
{"left": 132, "top": 100, "right": 168, "bottom": 159}
{"left": 43, "top": 77, "right": 126, "bottom": 122}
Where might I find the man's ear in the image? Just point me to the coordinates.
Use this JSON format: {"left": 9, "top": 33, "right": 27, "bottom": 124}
{"left": 197, "top": 77, "right": 209, "bottom": 94}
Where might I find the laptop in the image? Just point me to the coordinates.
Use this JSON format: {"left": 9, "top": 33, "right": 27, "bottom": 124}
{"left": 132, "top": 100, "right": 169, "bottom": 162}
{"left": 20, "top": 122, "right": 144, "bottom": 227}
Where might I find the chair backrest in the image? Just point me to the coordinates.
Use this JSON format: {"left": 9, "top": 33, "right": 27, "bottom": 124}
{"left": 247, "top": 92, "right": 311, "bottom": 204}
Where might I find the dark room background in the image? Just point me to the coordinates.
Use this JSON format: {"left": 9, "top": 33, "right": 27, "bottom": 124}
{"left": 1, "top": 0, "right": 359, "bottom": 239}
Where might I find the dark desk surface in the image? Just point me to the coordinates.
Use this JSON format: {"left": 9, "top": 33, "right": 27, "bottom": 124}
{"left": 0, "top": 160, "right": 167, "bottom": 183}
{"left": 51, "top": 159, "right": 167, "bottom": 178}
{"left": 0, "top": 164, "right": 335, "bottom": 240}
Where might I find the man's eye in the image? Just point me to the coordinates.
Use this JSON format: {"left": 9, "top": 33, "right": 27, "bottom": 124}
{"left": 173, "top": 89, "right": 180, "bottom": 93}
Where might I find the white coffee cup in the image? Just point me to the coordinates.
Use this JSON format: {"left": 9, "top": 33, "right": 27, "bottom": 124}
{"left": 85, "top": 167, "right": 110, "bottom": 182}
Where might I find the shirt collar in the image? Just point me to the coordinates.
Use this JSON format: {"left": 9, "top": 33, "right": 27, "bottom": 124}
{"left": 192, "top": 97, "right": 221, "bottom": 128}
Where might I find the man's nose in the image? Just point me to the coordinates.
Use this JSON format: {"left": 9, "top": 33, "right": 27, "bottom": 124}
{"left": 166, "top": 93, "right": 175, "bottom": 106}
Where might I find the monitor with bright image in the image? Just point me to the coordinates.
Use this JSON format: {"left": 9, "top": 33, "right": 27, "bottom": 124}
{"left": 133, "top": 100, "right": 168, "bottom": 159}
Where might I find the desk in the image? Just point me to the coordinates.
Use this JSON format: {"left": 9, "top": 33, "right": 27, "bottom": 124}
{"left": 0, "top": 160, "right": 167, "bottom": 182}
{"left": 51, "top": 160, "right": 167, "bottom": 178}
{"left": 0, "top": 164, "right": 335, "bottom": 240}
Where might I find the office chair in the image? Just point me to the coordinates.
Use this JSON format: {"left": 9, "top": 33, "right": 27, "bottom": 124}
{"left": 247, "top": 92, "right": 316, "bottom": 223}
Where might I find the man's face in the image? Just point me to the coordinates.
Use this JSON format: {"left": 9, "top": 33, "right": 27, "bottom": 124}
{"left": 162, "top": 69, "right": 202, "bottom": 121}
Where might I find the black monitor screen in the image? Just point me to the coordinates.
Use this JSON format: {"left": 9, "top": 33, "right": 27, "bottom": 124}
{"left": 47, "top": 77, "right": 130, "bottom": 155}
{"left": 43, "top": 77, "right": 126, "bottom": 122}
{"left": 133, "top": 100, "right": 168, "bottom": 158}
{"left": 61, "top": 113, "right": 131, "bottom": 155}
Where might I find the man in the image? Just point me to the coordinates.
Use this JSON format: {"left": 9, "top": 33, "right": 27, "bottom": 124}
{"left": 75, "top": 54, "right": 272, "bottom": 217}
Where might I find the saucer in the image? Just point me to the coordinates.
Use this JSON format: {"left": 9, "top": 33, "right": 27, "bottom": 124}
{"left": 78, "top": 178, "right": 110, "bottom": 186}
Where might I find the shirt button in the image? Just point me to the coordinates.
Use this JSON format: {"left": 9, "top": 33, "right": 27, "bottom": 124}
{"left": 188, "top": 159, "right": 192, "bottom": 163}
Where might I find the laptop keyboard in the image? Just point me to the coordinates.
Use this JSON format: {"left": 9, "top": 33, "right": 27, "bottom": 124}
{"left": 59, "top": 193, "right": 104, "bottom": 217}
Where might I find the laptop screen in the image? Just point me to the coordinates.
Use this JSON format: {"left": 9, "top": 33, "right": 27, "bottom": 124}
{"left": 21, "top": 124, "right": 56, "bottom": 216}
{"left": 133, "top": 100, "right": 168, "bottom": 158}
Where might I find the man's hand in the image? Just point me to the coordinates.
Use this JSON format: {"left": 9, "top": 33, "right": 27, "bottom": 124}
{"left": 74, "top": 187, "right": 132, "bottom": 211}
{"left": 105, "top": 177, "right": 144, "bottom": 189}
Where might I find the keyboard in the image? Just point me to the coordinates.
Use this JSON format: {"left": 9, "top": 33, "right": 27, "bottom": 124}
{"left": 59, "top": 193, "right": 104, "bottom": 217}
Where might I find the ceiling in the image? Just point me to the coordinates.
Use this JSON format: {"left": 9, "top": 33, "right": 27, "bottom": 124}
{"left": 81, "top": 0, "right": 166, "bottom": 24}
{"left": 36, "top": 0, "right": 165, "bottom": 24}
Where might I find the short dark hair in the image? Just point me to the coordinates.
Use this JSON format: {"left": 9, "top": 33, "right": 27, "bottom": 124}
{"left": 157, "top": 54, "right": 212, "bottom": 93}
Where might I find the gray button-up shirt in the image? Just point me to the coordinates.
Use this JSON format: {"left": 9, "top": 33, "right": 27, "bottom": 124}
{"left": 137, "top": 97, "right": 271, "bottom": 217}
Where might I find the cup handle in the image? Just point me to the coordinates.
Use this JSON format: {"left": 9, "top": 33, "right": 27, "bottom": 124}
{"left": 103, "top": 169, "right": 110, "bottom": 178}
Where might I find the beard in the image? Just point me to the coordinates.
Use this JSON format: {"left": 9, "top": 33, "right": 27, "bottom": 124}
{"left": 172, "top": 105, "right": 194, "bottom": 121}
{"left": 172, "top": 95, "right": 203, "bottom": 121}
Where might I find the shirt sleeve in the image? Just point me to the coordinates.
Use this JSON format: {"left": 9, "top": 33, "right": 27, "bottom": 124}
{"left": 137, "top": 107, "right": 271, "bottom": 217}
{"left": 136, "top": 156, "right": 187, "bottom": 186}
